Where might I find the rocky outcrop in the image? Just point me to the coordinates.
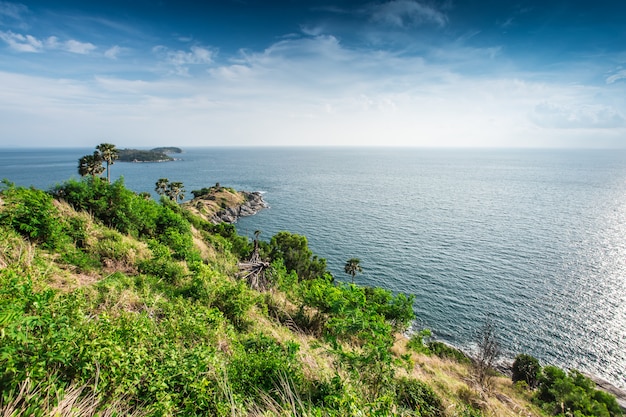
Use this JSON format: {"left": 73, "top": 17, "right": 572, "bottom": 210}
{"left": 211, "top": 191, "right": 268, "bottom": 224}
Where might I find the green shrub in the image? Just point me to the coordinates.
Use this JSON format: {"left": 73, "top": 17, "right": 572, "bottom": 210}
{"left": 428, "top": 341, "right": 471, "bottom": 364}
{"left": 270, "top": 231, "right": 327, "bottom": 280}
{"left": 0, "top": 182, "right": 67, "bottom": 249}
{"left": 512, "top": 353, "right": 541, "bottom": 389}
{"left": 395, "top": 377, "right": 444, "bottom": 417}
{"left": 535, "top": 366, "right": 623, "bottom": 417}
{"left": 228, "top": 334, "right": 302, "bottom": 399}
{"left": 407, "top": 329, "right": 432, "bottom": 354}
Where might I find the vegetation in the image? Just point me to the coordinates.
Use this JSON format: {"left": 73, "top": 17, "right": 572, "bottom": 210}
{"left": 151, "top": 147, "right": 182, "bottom": 154}
{"left": 508, "top": 354, "right": 623, "bottom": 417}
{"left": 512, "top": 353, "right": 542, "bottom": 389}
{"left": 155, "top": 178, "right": 185, "bottom": 202}
{"left": 0, "top": 177, "right": 622, "bottom": 417}
{"left": 78, "top": 144, "right": 119, "bottom": 183}
{"left": 344, "top": 257, "right": 362, "bottom": 284}
{"left": 473, "top": 320, "right": 501, "bottom": 390}
{"left": 96, "top": 143, "right": 119, "bottom": 183}
{"left": 117, "top": 148, "right": 174, "bottom": 162}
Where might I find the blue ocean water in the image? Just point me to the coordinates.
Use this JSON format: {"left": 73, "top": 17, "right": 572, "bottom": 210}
{"left": 1, "top": 147, "right": 625, "bottom": 389}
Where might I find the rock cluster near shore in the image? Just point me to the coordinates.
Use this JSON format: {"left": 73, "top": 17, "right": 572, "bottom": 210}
{"left": 182, "top": 186, "right": 268, "bottom": 225}
{"left": 211, "top": 191, "right": 268, "bottom": 224}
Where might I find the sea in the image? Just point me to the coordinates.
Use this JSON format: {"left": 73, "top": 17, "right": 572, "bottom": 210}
{"left": 1, "top": 147, "right": 625, "bottom": 390}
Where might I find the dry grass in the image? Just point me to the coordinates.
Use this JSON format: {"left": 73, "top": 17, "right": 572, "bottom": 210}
{"left": 0, "top": 379, "right": 145, "bottom": 417}
{"left": 392, "top": 334, "right": 545, "bottom": 417}
{"left": 183, "top": 187, "right": 246, "bottom": 223}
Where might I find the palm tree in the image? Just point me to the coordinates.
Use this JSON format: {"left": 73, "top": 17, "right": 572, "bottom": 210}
{"left": 78, "top": 152, "right": 104, "bottom": 178}
{"left": 155, "top": 178, "right": 170, "bottom": 196}
{"left": 168, "top": 181, "right": 185, "bottom": 202}
{"left": 96, "top": 143, "right": 119, "bottom": 183}
{"left": 344, "top": 258, "right": 362, "bottom": 284}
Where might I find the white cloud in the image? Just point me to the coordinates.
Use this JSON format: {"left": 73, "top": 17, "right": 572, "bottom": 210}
{"left": 0, "top": 30, "right": 42, "bottom": 52}
{"left": 367, "top": 0, "right": 448, "bottom": 28}
{"left": 153, "top": 45, "right": 215, "bottom": 76}
{"left": 606, "top": 69, "right": 626, "bottom": 84}
{"left": 1, "top": 33, "right": 625, "bottom": 149}
{"left": 0, "top": 1, "right": 28, "bottom": 20}
{"left": 104, "top": 45, "right": 123, "bottom": 59}
{"left": 0, "top": 31, "right": 96, "bottom": 54}
{"left": 64, "top": 39, "right": 96, "bottom": 54}
{"left": 531, "top": 102, "right": 626, "bottom": 129}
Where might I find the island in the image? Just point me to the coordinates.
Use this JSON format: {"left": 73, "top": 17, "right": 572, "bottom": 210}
{"left": 117, "top": 147, "right": 182, "bottom": 162}
{"left": 182, "top": 183, "right": 268, "bottom": 224}
{"left": 151, "top": 147, "right": 182, "bottom": 154}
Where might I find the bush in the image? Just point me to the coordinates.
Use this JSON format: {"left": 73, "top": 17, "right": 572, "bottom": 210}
{"left": 0, "top": 182, "right": 67, "bottom": 249}
{"left": 227, "top": 334, "right": 302, "bottom": 399}
{"left": 52, "top": 177, "right": 161, "bottom": 237}
{"left": 395, "top": 377, "right": 444, "bottom": 417}
{"left": 512, "top": 353, "right": 541, "bottom": 389}
{"left": 270, "top": 231, "right": 327, "bottom": 280}
{"left": 535, "top": 366, "right": 623, "bottom": 417}
{"left": 428, "top": 341, "right": 471, "bottom": 364}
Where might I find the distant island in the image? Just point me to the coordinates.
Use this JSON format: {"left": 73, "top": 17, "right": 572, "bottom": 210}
{"left": 151, "top": 147, "right": 183, "bottom": 154}
{"left": 117, "top": 147, "right": 182, "bottom": 162}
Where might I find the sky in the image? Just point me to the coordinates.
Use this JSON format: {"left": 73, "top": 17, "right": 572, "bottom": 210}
{"left": 0, "top": 0, "right": 625, "bottom": 148}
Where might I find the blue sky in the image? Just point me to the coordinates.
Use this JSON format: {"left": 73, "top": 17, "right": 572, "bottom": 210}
{"left": 0, "top": 0, "right": 625, "bottom": 148}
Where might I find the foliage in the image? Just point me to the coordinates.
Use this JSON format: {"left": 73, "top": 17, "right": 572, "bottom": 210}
{"left": 270, "top": 231, "right": 327, "bottom": 281}
{"left": 227, "top": 333, "right": 302, "bottom": 400}
{"left": 428, "top": 341, "right": 471, "bottom": 364}
{"left": 512, "top": 353, "right": 542, "bottom": 389}
{"left": 407, "top": 328, "right": 432, "bottom": 354}
{"left": 0, "top": 181, "right": 66, "bottom": 250}
{"left": 535, "top": 366, "right": 623, "bottom": 417}
{"left": 117, "top": 148, "right": 173, "bottom": 162}
{"left": 96, "top": 143, "right": 119, "bottom": 183}
{"left": 5, "top": 177, "right": 611, "bottom": 416}
{"left": 395, "top": 377, "right": 445, "bottom": 417}
{"left": 155, "top": 178, "right": 185, "bottom": 202}
{"left": 78, "top": 151, "right": 105, "bottom": 178}
{"left": 344, "top": 258, "right": 362, "bottom": 284}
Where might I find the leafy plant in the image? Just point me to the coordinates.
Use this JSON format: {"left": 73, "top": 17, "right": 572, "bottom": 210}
{"left": 512, "top": 353, "right": 541, "bottom": 389}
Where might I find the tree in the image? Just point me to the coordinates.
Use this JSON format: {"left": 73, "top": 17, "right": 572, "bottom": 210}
{"left": 78, "top": 151, "right": 104, "bottom": 178}
{"left": 96, "top": 143, "right": 119, "bottom": 183}
{"left": 512, "top": 353, "right": 541, "bottom": 389}
{"left": 155, "top": 178, "right": 169, "bottom": 196}
{"left": 473, "top": 319, "right": 501, "bottom": 389}
{"left": 269, "top": 231, "right": 327, "bottom": 281}
{"left": 155, "top": 178, "right": 185, "bottom": 203}
{"left": 344, "top": 258, "right": 362, "bottom": 284}
{"left": 168, "top": 181, "right": 185, "bottom": 202}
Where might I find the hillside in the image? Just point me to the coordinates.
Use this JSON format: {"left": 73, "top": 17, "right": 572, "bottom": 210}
{"left": 0, "top": 178, "right": 622, "bottom": 417}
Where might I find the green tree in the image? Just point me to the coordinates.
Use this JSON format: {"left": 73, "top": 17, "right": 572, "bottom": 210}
{"left": 96, "top": 143, "right": 119, "bottom": 183}
{"left": 155, "top": 178, "right": 185, "bottom": 203}
{"left": 78, "top": 152, "right": 104, "bottom": 178}
{"left": 155, "top": 178, "right": 169, "bottom": 196}
{"left": 269, "top": 231, "right": 327, "bottom": 280}
{"left": 167, "top": 181, "right": 185, "bottom": 202}
{"left": 512, "top": 353, "right": 541, "bottom": 389}
{"left": 344, "top": 258, "right": 362, "bottom": 284}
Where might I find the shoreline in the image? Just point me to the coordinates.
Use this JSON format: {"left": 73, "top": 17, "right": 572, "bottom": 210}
{"left": 419, "top": 335, "right": 626, "bottom": 412}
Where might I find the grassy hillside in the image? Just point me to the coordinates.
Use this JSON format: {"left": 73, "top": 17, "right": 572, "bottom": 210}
{"left": 0, "top": 178, "right": 621, "bottom": 417}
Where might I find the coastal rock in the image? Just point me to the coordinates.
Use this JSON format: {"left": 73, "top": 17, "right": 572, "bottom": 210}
{"left": 211, "top": 191, "right": 268, "bottom": 224}
{"left": 182, "top": 186, "right": 268, "bottom": 225}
